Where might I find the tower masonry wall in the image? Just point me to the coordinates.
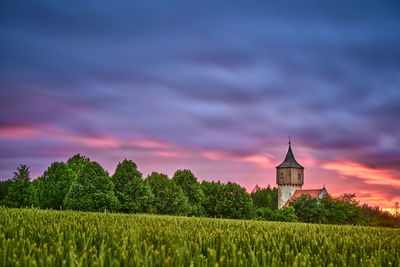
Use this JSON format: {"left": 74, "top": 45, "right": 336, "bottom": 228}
{"left": 278, "top": 185, "right": 302, "bottom": 209}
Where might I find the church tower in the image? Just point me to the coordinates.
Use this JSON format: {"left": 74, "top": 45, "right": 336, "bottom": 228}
{"left": 276, "top": 140, "right": 304, "bottom": 208}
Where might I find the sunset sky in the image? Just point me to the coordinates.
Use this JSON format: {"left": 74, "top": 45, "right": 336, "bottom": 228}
{"left": 1, "top": 1, "right": 399, "bottom": 210}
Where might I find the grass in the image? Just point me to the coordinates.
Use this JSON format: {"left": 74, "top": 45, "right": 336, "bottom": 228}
{"left": 1, "top": 207, "right": 399, "bottom": 266}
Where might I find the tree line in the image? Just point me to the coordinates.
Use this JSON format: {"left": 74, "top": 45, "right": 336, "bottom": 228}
{"left": 0, "top": 154, "right": 398, "bottom": 227}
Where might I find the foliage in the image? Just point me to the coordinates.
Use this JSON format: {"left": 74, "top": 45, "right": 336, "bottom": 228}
{"left": 255, "top": 207, "right": 274, "bottom": 220}
{"left": 251, "top": 185, "right": 278, "bottom": 210}
{"left": 201, "top": 181, "right": 253, "bottom": 219}
{"left": 1, "top": 155, "right": 399, "bottom": 228}
{"left": 33, "top": 162, "right": 75, "bottom": 209}
{"left": 64, "top": 161, "right": 119, "bottom": 212}
{"left": 1, "top": 207, "right": 400, "bottom": 266}
{"left": 0, "top": 179, "right": 12, "bottom": 201}
{"left": 66, "top": 154, "right": 90, "bottom": 176}
{"left": 172, "top": 169, "right": 205, "bottom": 216}
{"left": 290, "top": 194, "right": 326, "bottom": 223}
{"left": 255, "top": 206, "right": 298, "bottom": 222}
{"left": 111, "top": 159, "right": 153, "bottom": 213}
{"left": 271, "top": 206, "right": 298, "bottom": 222}
{"left": 361, "top": 203, "right": 400, "bottom": 228}
{"left": 2, "top": 165, "right": 33, "bottom": 208}
{"left": 321, "top": 194, "right": 365, "bottom": 225}
{"left": 289, "top": 193, "right": 397, "bottom": 226}
{"left": 146, "top": 172, "right": 189, "bottom": 215}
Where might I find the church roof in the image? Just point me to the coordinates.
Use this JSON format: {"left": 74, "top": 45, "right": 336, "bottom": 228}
{"left": 285, "top": 188, "right": 329, "bottom": 206}
{"left": 291, "top": 189, "right": 324, "bottom": 199}
{"left": 276, "top": 141, "right": 304, "bottom": 169}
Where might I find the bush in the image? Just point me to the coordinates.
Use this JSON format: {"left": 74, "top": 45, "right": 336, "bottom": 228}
{"left": 272, "top": 206, "right": 298, "bottom": 222}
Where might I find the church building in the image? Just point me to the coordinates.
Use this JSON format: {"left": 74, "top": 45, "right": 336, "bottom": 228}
{"left": 276, "top": 140, "right": 328, "bottom": 208}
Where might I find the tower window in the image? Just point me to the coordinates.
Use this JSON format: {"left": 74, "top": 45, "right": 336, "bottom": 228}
{"left": 280, "top": 173, "right": 283, "bottom": 180}
{"left": 298, "top": 173, "right": 301, "bottom": 180}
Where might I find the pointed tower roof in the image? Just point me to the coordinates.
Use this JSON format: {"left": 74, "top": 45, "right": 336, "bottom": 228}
{"left": 276, "top": 140, "right": 304, "bottom": 169}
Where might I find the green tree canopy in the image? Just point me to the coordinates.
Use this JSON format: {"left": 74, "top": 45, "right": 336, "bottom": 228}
{"left": 146, "top": 172, "right": 189, "bottom": 215}
{"left": 64, "top": 161, "right": 119, "bottom": 212}
{"left": 111, "top": 159, "right": 153, "bottom": 213}
{"left": 251, "top": 185, "right": 278, "bottom": 210}
{"left": 172, "top": 169, "right": 205, "bottom": 216}
{"left": 0, "top": 179, "right": 12, "bottom": 202}
{"left": 271, "top": 206, "right": 298, "bottom": 222}
{"left": 290, "top": 194, "right": 326, "bottom": 223}
{"left": 321, "top": 194, "right": 364, "bottom": 225}
{"left": 3, "top": 165, "right": 33, "bottom": 208}
{"left": 33, "top": 162, "right": 75, "bottom": 209}
{"left": 66, "top": 154, "right": 90, "bottom": 175}
{"left": 201, "top": 181, "right": 254, "bottom": 219}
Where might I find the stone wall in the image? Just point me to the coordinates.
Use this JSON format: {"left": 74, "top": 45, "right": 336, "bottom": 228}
{"left": 278, "top": 185, "right": 302, "bottom": 208}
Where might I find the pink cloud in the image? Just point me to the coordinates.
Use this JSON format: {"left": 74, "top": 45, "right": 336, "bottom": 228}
{"left": 242, "top": 155, "right": 272, "bottom": 167}
{"left": 202, "top": 150, "right": 273, "bottom": 167}
{"left": 0, "top": 124, "right": 122, "bottom": 149}
{"left": 131, "top": 139, "right": 171, "bottom": 149}
{"left": 202, "top": 151, "right": 226, "bottom": 160}
{"left": 152, "top": 150, "right": 185, "bottom": 158}
{"left": 0, "top": 126, "right": 39, "bottom": 139}
{"left": 67, "top": 136, "right": 121, "bottom": 148}
{"left": 322, "top": 161, "right": 400, "bottom": 187}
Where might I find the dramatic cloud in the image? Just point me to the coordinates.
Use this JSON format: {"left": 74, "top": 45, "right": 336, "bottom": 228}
{"left": 1, "top": 0, "right": 399, "bottom": 208}
{"left": 322, "top": 161, "right": 400, "bottom": 187}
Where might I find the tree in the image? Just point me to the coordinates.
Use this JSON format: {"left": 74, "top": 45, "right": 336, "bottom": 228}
{"left": 66, "top": 154, "right": 90, "bottom": 176}
{"left": 64, "top": 161, "right": 119, "bottom": 212}
{"left": 146, "top": 172, "right": 189, "bottom": 215}
{"left": 251, "top": 185, "right": 278, "bottom": 210}
{"left": 0, "top": 179, "right": 12, "bottom": 202}
{"left": 200, "top": 181, "right": 223, "bottom": 218}
{"left": 111, "top": 159, "right": 153, "bottom": 213}
{"left": 172, "top": 169, "right": 205, "bottom": 216}
{"left": 394, "top": 202, "right": 400, "bottom": 218}
{"left": 201, "top": 181, "right": 254, "bottom": 219}
{"left": 290, "top": 194, "right": 326, "bottom": 223}
{"left": 33, "top": 162, "right": 75, "bottom": 209}
{"left": 321, "top": 194, "right": 364, "bottom": 225}
{"left": 3, "top": 165, "right": 33, "bottom": 207}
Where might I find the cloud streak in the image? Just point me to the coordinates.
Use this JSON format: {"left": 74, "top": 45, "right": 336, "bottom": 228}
{"left": 322, "top": 161, "right": 400, "bottom": 187}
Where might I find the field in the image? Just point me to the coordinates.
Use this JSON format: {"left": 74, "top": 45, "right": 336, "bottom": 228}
{"left": 1, "top": 207, "right": 399, "bottom": 266}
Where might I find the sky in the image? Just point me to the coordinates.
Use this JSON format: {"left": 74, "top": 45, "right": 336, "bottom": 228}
{"left": 1, "top": 0, "right": 399, "bottom": 210}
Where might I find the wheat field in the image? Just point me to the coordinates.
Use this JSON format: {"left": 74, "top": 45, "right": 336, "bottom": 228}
{"left": 1, "top": 207, "right": 399, "bottom": 266}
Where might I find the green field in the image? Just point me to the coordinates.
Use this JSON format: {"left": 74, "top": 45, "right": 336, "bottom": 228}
{"left": 1, "top": 207, "right": 399, "bottom": 266}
